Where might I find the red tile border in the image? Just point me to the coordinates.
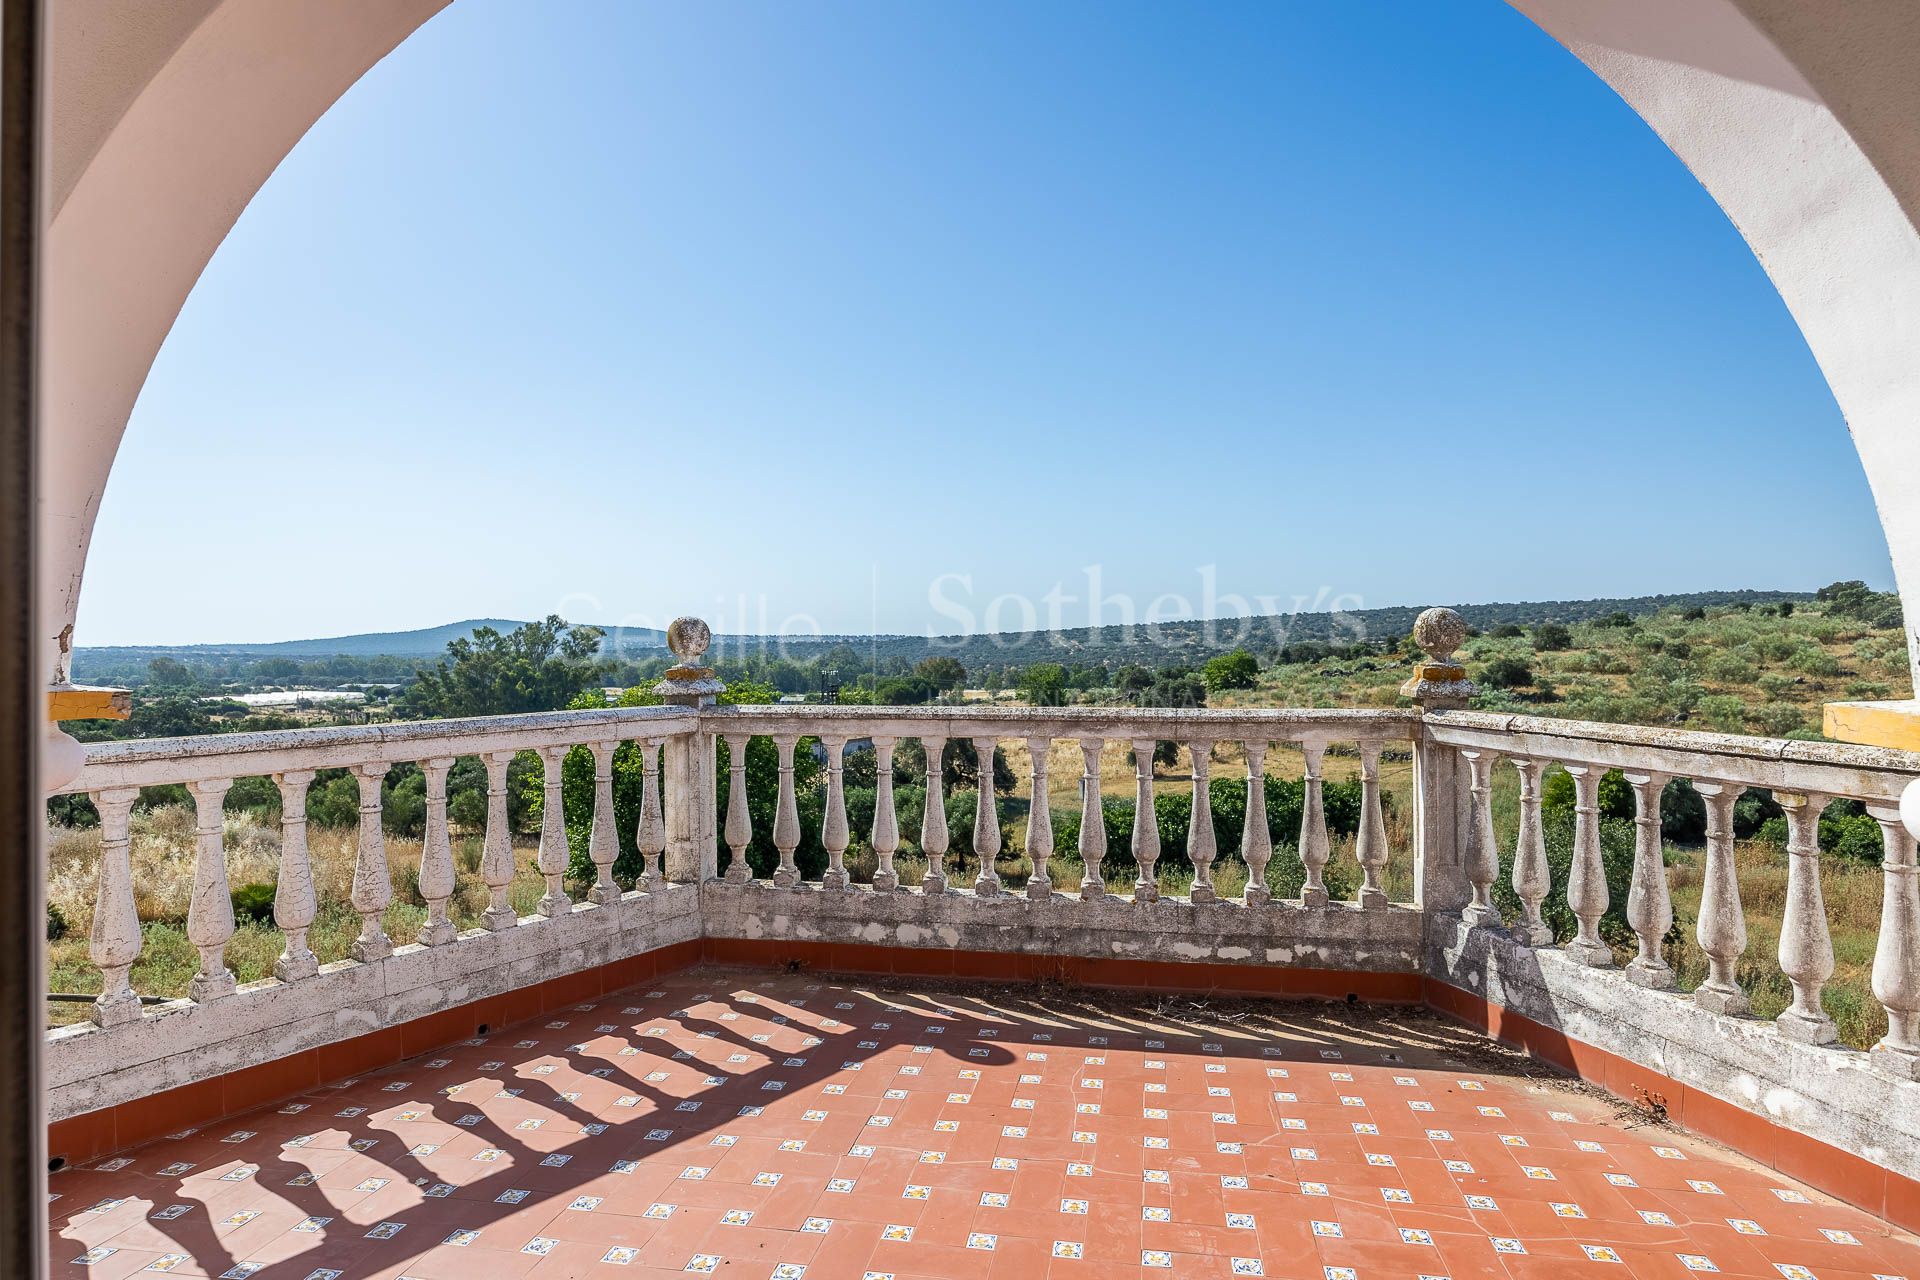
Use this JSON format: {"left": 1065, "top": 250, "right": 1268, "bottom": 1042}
{"left": 1420, "top": 975, "right": 1920, "bottom": 1235}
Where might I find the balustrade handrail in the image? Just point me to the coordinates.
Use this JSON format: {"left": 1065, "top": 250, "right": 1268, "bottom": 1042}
{"left": 58, "top": 704, "right": 701, "bottom": 794}
{"left": 701, "top": 703, "right": 1421, "bottom": 740}
{"left": 1426, "top": 708, "right": 1920, "bottom": 803}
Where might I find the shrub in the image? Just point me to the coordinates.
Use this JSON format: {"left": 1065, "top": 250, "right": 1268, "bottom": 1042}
{"left": 449, "top": 787, "right": 487, "bottom": 833}
{"left": 1751, "top": 702, "right": 1807, "bottom": 737}
{"left": 383, "top": 766, "right": 427, "bottom": 838}
{"left": 229, "top": 882, "right": 276, "bottom": 924}
{"left": 46, "top": 902, "right": 68, "bottom": 941}
{"left": 1049, "top": 775, "right": 1370, "bottom": 882}
{"left": 306, "top": 772, "right": 361, "bottom": 828}
{"left": 1202, "top": 650, "right": 1260, "bottom": 692}
{"left": 1540, "top": 768, "right": 1703, "bottom": 845}
{"left": 1787, "top": 646, "right": 1841, "bottom": 677}
{"left": 1704, "top": 653, "right": 1757, "bottom": 685}
{"left": 1532, "top": 623, "right": 1572, "bottom": 651}
{"left": 1821, "top": 801, "right": 1884, "bottom": 863}
{"left": 224, "top": 775, "right": 281, "bottom": 819}
{"left": 1733, "top": 789, "right": 1782, "bottom": 838}
{"left": 1480, "top": 655, "right": 1533, "bottom": 689}
{"left": 1489, "top": 805, "right": 1635, "bottom": 944}
{"left": 1695, "top": 695, "right": 1747, "bottom": 733}
{"left": 46, "top": 794, "right": 98, "bottom": 828}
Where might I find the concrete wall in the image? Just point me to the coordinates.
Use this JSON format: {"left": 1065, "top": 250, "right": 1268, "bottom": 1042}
{"left": 45, "top": 885, "right": 700, "bottom": 1122}
{"left": 1425, "top": 912, "right": 1920, "bottom": 1188}
{"left": 698, "top": 881, "right": 1424, "bottom": 974}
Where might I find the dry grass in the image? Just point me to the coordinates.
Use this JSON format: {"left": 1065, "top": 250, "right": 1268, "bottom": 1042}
{"left": 1664, "top": 840, "right": 1887, "bottom": 1049}
{"left": 46, "top": 805, "right": 546, "bottom": 1027}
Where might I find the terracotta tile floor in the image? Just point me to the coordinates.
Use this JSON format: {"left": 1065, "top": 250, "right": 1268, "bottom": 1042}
{"left": 48, "top": 966, "right": 1920, "bottom": 1280}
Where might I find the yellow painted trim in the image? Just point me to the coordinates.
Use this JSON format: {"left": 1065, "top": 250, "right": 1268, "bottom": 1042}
{"left": 48, "top": 686, "right": 131, "bottom": 722}
{"left": 1823, "top": 699, "right": 1920, "bottom": 751}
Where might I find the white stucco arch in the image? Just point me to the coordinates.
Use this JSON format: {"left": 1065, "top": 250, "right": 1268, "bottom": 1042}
{"left": 38, "top": 0, "right": 1920, "bottom": 687}
{"left": 40, "top": 0, "right": 449, "bottom": 685}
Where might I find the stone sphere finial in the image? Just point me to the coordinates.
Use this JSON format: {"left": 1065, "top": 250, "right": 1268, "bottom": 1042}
{"left": 1412, "top": 607, "right": 1468, "bottom": 664}
{"left": 666, "top": 616, "right": 711, "bottom": 664}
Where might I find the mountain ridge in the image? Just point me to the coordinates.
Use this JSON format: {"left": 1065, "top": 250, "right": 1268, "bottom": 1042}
{"left": 72, "top": 589, "right": 1812, "bottom": 668}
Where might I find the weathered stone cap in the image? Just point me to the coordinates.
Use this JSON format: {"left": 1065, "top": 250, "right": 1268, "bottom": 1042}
{"left": 1400, "top": 607, "right": 1478, "bottom": 707}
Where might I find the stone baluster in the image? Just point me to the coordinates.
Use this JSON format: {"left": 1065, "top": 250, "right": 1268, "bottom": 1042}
{"left": 585, "top": 740, "right": 619, "bottom": 904}
{"left": 1623, "top": 770, "right": 1674, "bottom": 988}
{"left": 1187, "top": 740, "right": 1217, "bottom": 903}
{"left": 972, "top": 735, "right": 1003, "bottom": 896}
{"left": 722, "top": 734, "right": 754, "bottom": 884}
{"left": 1564, "top": 764, "right": 1611, "bottom": 965}
{"left": 772, "top": 734, "right": 801, "bottom": 889}
{"left": 1509, "top": 759, "right": 1550, "bottom": 944}
{"left": 1356, "top": 742, "right": 1388, "bottom": 910}
{"left": 185, "top": 778, "right": 237, "bottom": 1002}
{"left": 1775, "top": 790, "right": 1838, "bottom": 1042}
{"left": 1299, "top": 739, "right": 1331, "bottom": 907}
{"left": 637, "top": 738, "right": 666, "bottom": 890}
{"left": 921, "top": 736, "right": 950, "bottom": 893}
{"left": 1131, "top": 738, "right": 1160, "bottom": 903}
{"left": 1691, "top": 782, "right": 1748, "bottom": 1014}
{"left": 1866, "top": 802, "right": 1920, "bottom": 1079}
{"left": 871, "top": 737, "right": 900, "bottom": 891}
{"left": 418, "top": 757, "right": 457, "bottom": 945}
{"left": 480, "top": 750, "right": 517, "bottom": 930}
{"left": 535, "top": 746, "right": 571, "bottom": 917}
{"left": 272, "top": 769, "right": 319, "bottom": 980}
{"left": 1241, "top": 741, "right": 1272, "bottom": 906}
{"left": 1460, "top": 749, "right": 1499, "bottom": 925}
{"left": 1025, "top": 737, "right": 1054, "bottom": 899}
{"left": 821, "top": 736, "right": 851, "bottom": 891}
{"left": 87, "top": 787, "right": 143, "bottom": 1026}
{"left": 351, "top": 763, "right": 394, "bottom": 957}
{"left": 1077, "top": 738, "right": 1108, "bottom": 899}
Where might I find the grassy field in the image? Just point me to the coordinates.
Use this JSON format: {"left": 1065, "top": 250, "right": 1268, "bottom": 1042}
{"left": 1219, "top": 599, "right": 1909, "bottom": 736}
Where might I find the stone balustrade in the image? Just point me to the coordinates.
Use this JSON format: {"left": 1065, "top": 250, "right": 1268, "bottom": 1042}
{"left": 43, "top": 684, "right": 1920, "bottom": 1174}
{"left": 61, "top": 706, "right": 699, "bottom": 1030}
{"left": 701, "top": 705, "right": 1417, "bottom": 906}
{"left": 1425, "top": 710, "right": 1920, "bottom": 1081}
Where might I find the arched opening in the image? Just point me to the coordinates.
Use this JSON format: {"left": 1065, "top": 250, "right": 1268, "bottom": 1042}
{"left": 42, "top": 0, "right": 1920, "bottom": 703}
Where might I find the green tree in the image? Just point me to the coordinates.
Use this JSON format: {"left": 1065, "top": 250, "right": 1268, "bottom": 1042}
{"left": 1203, "top": 650, "right": 1260, "bottom": 692}
{"left": 1480, "top": 655, "right": 1533, "bottom": 689}
{"left": 915, "top": 656, "right": 967, "bottom": 691}
{"left": 1532, "top": 623, "right": 1572, "bottom": 651}
{"left": 405, "top": 616, "right": 604, "bottom": 718}
{"left": 146, "top": 656, "right": 194, "bottom": 688}
{"left": 1019, "top": 663, "right": 1069, "bottom": 706}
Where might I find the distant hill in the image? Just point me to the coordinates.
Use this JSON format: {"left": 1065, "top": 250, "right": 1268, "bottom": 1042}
{"left": 698, "top": 589, "right": 1815, "bottom": 669}
{"left": 78, "top": 618, "right": 668, "bottom": 662}
{"left": 72, "top": 590, "right": 1810, "bottom": 678}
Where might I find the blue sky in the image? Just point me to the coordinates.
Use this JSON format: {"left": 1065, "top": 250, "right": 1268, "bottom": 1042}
{"left": 79, "top": 0, "right": 1889, "bottom": 645}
